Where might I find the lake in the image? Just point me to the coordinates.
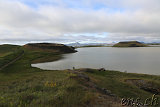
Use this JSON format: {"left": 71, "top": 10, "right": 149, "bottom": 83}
{"left": 32, "top": 47, "right": 160, "bottom": 75}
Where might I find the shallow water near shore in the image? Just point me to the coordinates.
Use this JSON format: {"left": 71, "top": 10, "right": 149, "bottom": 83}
{"left": 32, "top": 47, "right": 160, "bottom": 75}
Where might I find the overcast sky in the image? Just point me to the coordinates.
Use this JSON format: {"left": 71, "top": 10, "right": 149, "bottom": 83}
{"left": 0, "top": 0, "right": 160, "bottom": 44}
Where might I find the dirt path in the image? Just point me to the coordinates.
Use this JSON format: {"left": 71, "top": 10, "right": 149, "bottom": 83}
{"left": 0, "top": 51, "right": 24, "bottom": 71}
{"left": 68, "top": 69, "right": 128, "bottom": 107}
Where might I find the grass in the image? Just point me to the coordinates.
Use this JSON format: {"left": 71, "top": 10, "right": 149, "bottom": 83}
{"left": 0, "top": 50, "right": 24, "bottom": 68}
{"left": 85, "top": 70, "right": 160, "bottom": 102}
{"left": 0, "top": 70, "right": 88, "bottom": 107}
{"left": 0, "top": 44, "right": 21, "bottom": 53}
{"left": 0, "top": 44, "right": 23, "bottom": 67}
{"left": 0, "top": 45, "right": 97, "bottom": 107}
{"left": 0, "top": 44, "right": 160, "bottom": 107}
{"left": 0, "top": 52, "right": 12, "bottom": 57}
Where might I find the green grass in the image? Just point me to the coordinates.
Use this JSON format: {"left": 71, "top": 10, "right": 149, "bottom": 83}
{"left": 0, "top": 70, "right": 89, "bottom": 107}
{"left": 85, "top": 70, "right": 160, "bottom": 101}
{"left": 0, "top": 45, "right": 97, "bottom": 107}
{"left": 0, "top": 52, "right": 12, "bottom": 57}
{"left": 0, "top": 50, "right": 24, "bottom": 68}
{"left": 0, "top": 44, "right": 21, "bottom": 53}
{"left": 0, "top": 44, "right": 160, "bottom": 107}
{"left": 0, "top": 45, "right": 24, "bottom": 68}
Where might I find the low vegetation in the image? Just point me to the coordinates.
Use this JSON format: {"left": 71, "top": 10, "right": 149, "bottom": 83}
{"left": 0, "top": 44, "right": 159, "bottom": 107}
{"left": 0, "top": 45, "right": 24, "bottom": 68}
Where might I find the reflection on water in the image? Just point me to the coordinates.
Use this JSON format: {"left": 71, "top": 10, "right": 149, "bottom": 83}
{"left": 32, "top": 47, "right": 160, "bottom": 75}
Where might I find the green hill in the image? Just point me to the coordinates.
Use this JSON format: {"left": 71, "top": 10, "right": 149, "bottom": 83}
{"left": 0, "top": 44, "right": 24, "bottom": 68}
{"left": 0, "top": 44, "right": 21, "bottom": 56}
{"left": 113, "top": 41, "right": 147, "bottom": 47}
{"left": 24, "top": 43, "right": 77, "bottom": 53}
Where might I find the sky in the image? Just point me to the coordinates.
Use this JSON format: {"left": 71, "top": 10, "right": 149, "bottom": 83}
{"left": 0, "top": 0, "right": 160, "bottom": 44}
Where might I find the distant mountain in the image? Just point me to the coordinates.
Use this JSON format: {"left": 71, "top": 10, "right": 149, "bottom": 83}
{"left": 66, "top": 42, "right": 114, "bottom": 47}
{"left": 66, "top": 42, "right": 83, "bottom": 47}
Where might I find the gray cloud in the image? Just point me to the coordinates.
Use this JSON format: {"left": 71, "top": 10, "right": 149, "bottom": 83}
{"left": 0, "top": 0, "right": 160, "bottom": 44}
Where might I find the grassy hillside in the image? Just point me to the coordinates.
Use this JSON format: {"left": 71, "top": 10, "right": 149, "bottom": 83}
{"left": 113, "top": 41, "right": 147, "bottom": 47}
{"left": 24, "top": 43, "right": 77, "bottom": 53}
{"left": 0, "top": 45, "right": 24, "bottom": 68}
{"left": 0, "top": 44, "right": 21, "bottom": 57}
{"left": 0, "top": 44, "right": 21, "bottom": 53}
{"left": 0, "top": 44, "right": 159, "bottom": 107}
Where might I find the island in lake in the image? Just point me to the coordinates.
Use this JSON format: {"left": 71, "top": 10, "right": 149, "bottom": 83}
{"left": 113, "top": 41, "right": 147, "bottom": 47}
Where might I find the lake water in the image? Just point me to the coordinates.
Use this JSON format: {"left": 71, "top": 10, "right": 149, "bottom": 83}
{"left": 32, "top": 47, "right": 160, "bottom": 75}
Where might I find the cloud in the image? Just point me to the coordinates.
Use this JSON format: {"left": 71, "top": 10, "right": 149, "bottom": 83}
{"left": 0, "top": 0, "right": 160, "bottom": 44}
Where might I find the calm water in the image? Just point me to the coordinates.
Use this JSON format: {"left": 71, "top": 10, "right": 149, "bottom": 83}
{"left": 32, "top": 47, "right": 160, "bottom": 75}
